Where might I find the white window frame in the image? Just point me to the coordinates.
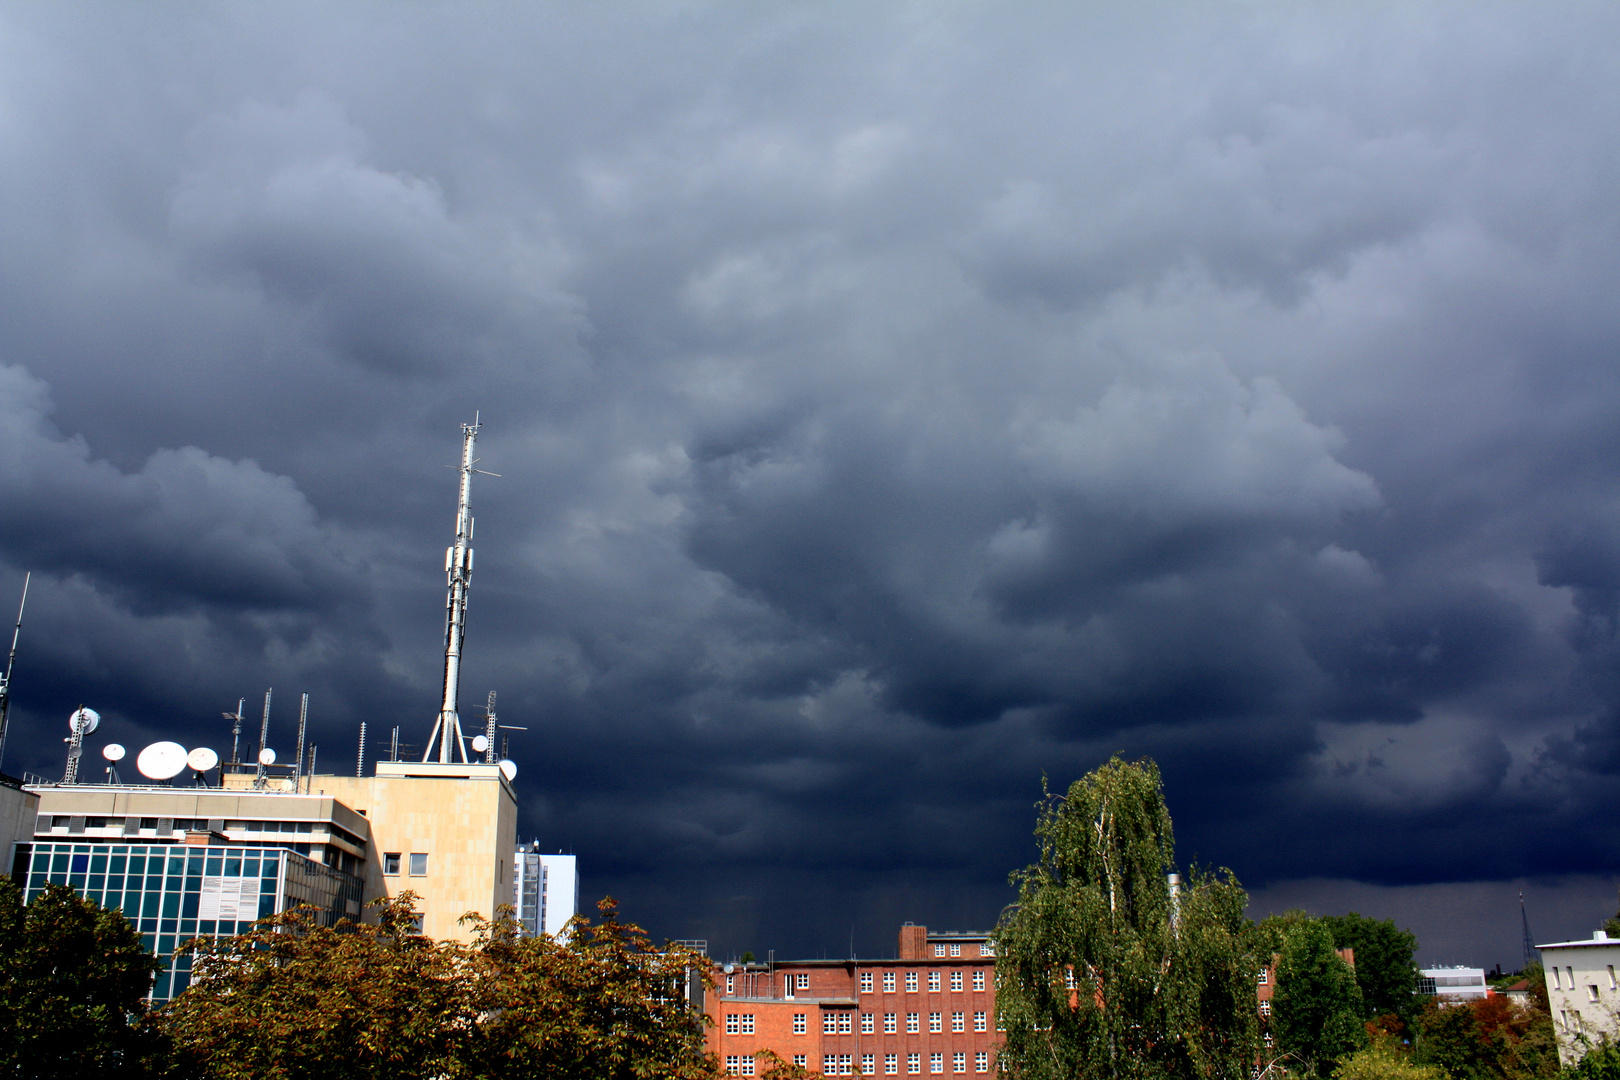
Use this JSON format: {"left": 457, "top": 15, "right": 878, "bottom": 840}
{"left": 861, "top": 972, "right": 874, "bottom": 993}
{"left": 974, "top": 1011, "right": 987, "bottom": 1032}
{"left": 906, "top": 972, "right": 918, "bottom": 992}
{"left": 952, "top": 1011, "right": 964, "bottom": 1032}
{"left": 931, "top": 1052, "right": 944, "bottom": 1074}
{"left": 884, "top": 1012, "right": 897, "bottom": 1034}
{"left": 861, "top": 1012, "right": 874, "bottom": 1034}
{"left": 793, "top": 1013, "right": 806, "bottom": 1035}
{"left": 886, "top": 1053, "right": 899, "bottom": 1075}
{"left": 908, "top": 1053, "right": 921, "bottom": 1075}
{"left": 935, "top": 943, "right": 947, "bottom": 957}
{"left": 907, "top": 1012, "right": 920, "bottom": 1034}
{"left": 954, "top": 1052, "right": 967, "bottom": 1074}
{"left": 972, "top": 971, "right": 985, "bottom": 992}
{"left": 975, "top": 1052, "right": 989, "bottom": 1074}
{"left": 928, "top": 972, "right": 941, "bottom": 993}
{"left": 884, "top": 972, "right": 896, "bottom": 993}
{"left": 929, "top": 1012, "right": 942, "bottom": 1033}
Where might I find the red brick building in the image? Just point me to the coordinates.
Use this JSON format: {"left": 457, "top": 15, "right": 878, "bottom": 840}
{"left": 1255, "top": 947, "right": 1355, "bottom": 1051}
{"left": 707, "top": 923, "right": 1002, "bottom": 1077}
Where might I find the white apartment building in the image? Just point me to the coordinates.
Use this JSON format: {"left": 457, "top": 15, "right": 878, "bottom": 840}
{"left": 1419, "top": 966, "right": 1489, "bottom": 1002}
{"left": 1539, "top": 929, "right": 1620, "bottom": 1067}
{"left": 514, "top": 843, "right": 578, "bottom": 938}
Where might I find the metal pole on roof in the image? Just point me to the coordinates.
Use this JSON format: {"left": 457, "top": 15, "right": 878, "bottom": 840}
{"left": 294, "top": 693, "right": 309, "bottom": 791}
{"left": 0, "top": 572, "right": 30, "bottom": 775}
{"left": 255, "top": 689, "right": 272, "bottom": 788}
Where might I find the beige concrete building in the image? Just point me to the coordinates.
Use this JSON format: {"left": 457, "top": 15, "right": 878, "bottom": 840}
{"left": 1540, "top": 930, "right": 1620, "bottom": 1067}
{"left": 0, "top": 777, "right": 38, "bottom": 872}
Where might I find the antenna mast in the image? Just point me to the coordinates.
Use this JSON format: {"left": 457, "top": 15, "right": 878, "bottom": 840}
{"left": 0, "top": 572, "right": 31, "bottom": 774}
{"left": 423, "top": 415, "right": 497, "bottom": 764}
{"left": 1521, "top": 890, "right": 1538, "bottom": 971}
{"left": 484, "top": 691, "right": 498, "bottom": 763}
{"left": 294, "top": 693, "right": 309, "bottom": 790}
{"left": 254, "top": 688, "right": 271, "bottom": 789}
{"left": 225, "top": 698, "right": 246, "bottom": 766}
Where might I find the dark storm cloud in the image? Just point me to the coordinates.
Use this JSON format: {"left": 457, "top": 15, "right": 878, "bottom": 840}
{"left": 2, "top": 2, "right": 1620, "bottom": 966}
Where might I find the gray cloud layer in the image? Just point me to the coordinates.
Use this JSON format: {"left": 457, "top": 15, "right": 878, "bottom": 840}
{"left": 2, "top": 2, "right": 1618, "bottom": 965}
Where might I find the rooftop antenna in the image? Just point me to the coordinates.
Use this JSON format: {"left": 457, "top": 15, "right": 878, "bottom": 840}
{"left": 483, "top": 691, "right": 498, "bottom": 764}
{"left": 294, "top": 693, "right": 309, "bottom": 791}
{"left": 254, "top": 688, "right": 272, "bottom": 789}
{"left": 306, "top": 745, "right": 317, "bottom": 793}
{"left": 1521, "top": 890, "right": 1538, "bottom": 971}
{"left": 423, "top": 414, "right": 498, "bottom": 765}
{"left": 0, "top": 572, "right": 31, "bottom": 773}
{"left": 390, "top": 725, "right": 400, "bottom": 762}
{"left": 497, "top": 723, "right": 527, "bottom": 761}
{"left": 62, "top": 706, "right": 99, "bottom": 783}
{"left": 357, "top": 721, "right": 367, "bottom": 777}
{"left": 224, "top": 698, "right": 246, "bottom": 766}
{"left": 102, "top": 742, "right": 125, "bottom": 784}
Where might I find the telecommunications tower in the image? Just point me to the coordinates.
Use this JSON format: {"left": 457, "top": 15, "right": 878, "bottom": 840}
{"left": 423, "top": 416, "right": 496, "bottom": 764}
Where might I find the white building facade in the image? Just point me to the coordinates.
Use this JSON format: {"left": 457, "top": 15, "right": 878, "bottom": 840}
{"left": 514, "top": 845, "right": 578, "bottom": 938}
{"left": 1540, "top": 931, "right": 1620, "bottom": 1067}
{"left": 1419, "top": 966, "right": 1489, "bottom": 1002}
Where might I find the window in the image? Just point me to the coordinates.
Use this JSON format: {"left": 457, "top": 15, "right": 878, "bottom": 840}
{"left": 742, "top": 1015, "right": 755, "bottom": 1034}
{"left": 408, "top": 914, "right": 425, "bottom": 934}
{"left": 886, "top": 1054, "right": 899, "bottom": 1075}
{"left": 383, "top": 852, "right": 401, "bottom": 875}
{"left": 794, "top": 1057, "right": 807, "bottom": 1069}
{"left": 972, "top": 972, "right": 985, "bottom": 992}
{"left": 1553, "top": 968, "right": 1563, "bottom": 989}
{"left": 861, "top": 1012, "right": 875, "bottom": 1034}
{"left": 974, "top": 1011, "right": 987, "bottom": 1032}
{"left": 861, "top": 972, "right": 874, "bottom": 993}
{"left": 793, "top": 1013, "right": 807, "bottom": 1035}
{"left": 975, "top": 1052, "right": 989, "bottom": 1074}
{"left": 825, "top": 1013, "right": 839, "bottom": 1035}
{"left": 954, "top": 1052, "right": 967, "bottom": 1073}
{"left": 799, "top": 973, "right": 811, "bottom": 990}
{"left": 1560, "top": 1011, "right": 1569, "bottom": 1033}
{"left": 825, "top": 1056, "right": 838, "bottom": 1075}
{"left": 1574, "top": 1010, "right": 1584, "bottom": 1032}
{"left": 727, "top": 975, "right": 735, "bottom": 994}
{"left": 931, "top": 1053, "right": 944, "bottom": 1074}
{"left": 907, "top": 1013, "right": 920, "bottom": 1034}
{"left": 935, "top": 943, "right": 947, "bottom": 957}
{"left": 741, "top": 1058, "right": 756, "bottom": 1077}
{"left": 409, "top": 852, "right": 429, "bottom": 876}
{"left": 1258, "top": 969, "right": 1269, "bottom": 985}
{"left": 979, "top": 942, "right": 994, "bottom": 957}
{"left": 908, "top": 1054, "right": 921, "bottom": 1075}
{"left": 1590, "top": 985, "right": 1602, "bottom": 1003}
{"left": 1065, "top": 968, "right": 1076, "bottom": 990}
{"left": 952, "top": 1011, "right": 964, "bottom": 1032}
{"left": 950, "top": 972, "right": 963, "bottom": 992}
{"left": 726, "top": 1055, "right": 741, "bottom": 1075}
{"left": 884, "top": 972, "right": 896, "bottom": 992}
{"left": 726, "top": 1015, "right": 740, "bottom": 1035}
{"left": 862, "top": 1055, "right": 875, "bottom": 1076}
{"left": 928, "top": 972, "right": 941, "bottom": 992}
{"left": 1259, "top": 1001, "right": 1271, "bottom": 1017}
{"left": 839, "top": 1055, "right": 852, "bottom": 1075}
{"left": 929, "top": 1012, "right": 942, "bottom": 1033}
{"left": 950, "top": 944, "right": 961, "bottom": 957}
{"left": 906, "top": 972, "right": 918, "bottom": 992}
{"left": 1569, "top": 967, "right": 1576, "bottom": 990}
{"left": 1610, "top": 965, "right": 1617, "bottom": 991}
{"left": 839, "top": 1013, "right": 852, "bottom": 1035}
{"left": 884, "top": 1013, "right": 897, "bottom": 1033}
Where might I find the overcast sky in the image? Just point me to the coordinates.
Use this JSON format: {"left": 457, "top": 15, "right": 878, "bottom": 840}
{"left": 3, "top": 2, "right": 1618, "bottom": 967}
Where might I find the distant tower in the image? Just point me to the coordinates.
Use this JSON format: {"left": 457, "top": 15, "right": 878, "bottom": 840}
{"left": 1521, "top": 890, "right": 1538, "bottom": 971}
{"left": 423, "top": 416, "right": 496, "bottom": 764}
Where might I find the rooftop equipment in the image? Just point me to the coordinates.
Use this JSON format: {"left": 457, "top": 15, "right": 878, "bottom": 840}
{"left": 0, "top": 571, "right": 30, "bottom": 774}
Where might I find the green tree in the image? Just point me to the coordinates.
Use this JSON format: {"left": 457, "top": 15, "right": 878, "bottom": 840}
{"left": 995, "top": 757, "right": 1258, "bottom": 1080}
{"left": 1604, "top": 886, "right": 1620, "bottom": 939}
{"left": 1566, "top": 1042, "right": 1620, "bottom": 1080}
{"left": 1272, "top": 918, "right": 1365, "bottom": 1077}
{"left": 1413, "top": 995, "right": 1559, "bottom": 1080}
{"left": 1321, "top": 913, "right": 1420, "bottom": 1027}
{"left": 0, "top": 878, "right": 163, "bottom": 1079}
{"left": 1333, "top": 1035, "right": 1446, "bottom": 1080}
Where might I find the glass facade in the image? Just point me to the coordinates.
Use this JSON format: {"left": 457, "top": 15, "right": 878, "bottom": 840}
{"left": 19, "top": 842, "right": 363, "bottom": 1001}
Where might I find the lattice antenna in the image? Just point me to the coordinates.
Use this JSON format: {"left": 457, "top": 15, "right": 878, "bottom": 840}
{"left": 423, "top": 415, "right": 498, "bottom": 764}
{"left": 484, "top": 691, "right": 498, "bottom": 764}
{"left": 1521, "top": 890, "right": 1538, "bottom": 971}
{"left": 253, "top": 688, "right": 272, "bottom": 789}
{"left": 224, "top": 698, "right": 246, "bottom": 765}
{"left": 0, "top": 572, "right": 30, "bottom": 774}
{"left": 294, "top": 693, "right": 309, "bottom": 789}
{"left": 357, "top": 721, "right": 367, "bottom": 777}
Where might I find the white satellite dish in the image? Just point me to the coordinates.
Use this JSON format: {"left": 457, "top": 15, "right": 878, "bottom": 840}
{"left": 471, "top": 734, "right": 489, "bottom": 753}
{"left": 136, "top": 741, "right": 188, "bottom": 781}
{"left": 68, "top": 707, "right": 101, "bottom": 735}
{"left": 497, "top": 758, "right": 517, "bottom": 781}
{"left": 187, "top": 747, "right": 219, "bottom": 772}
{"left": 258, "top": 747, "right": 277, "bottom": 766}
{"left": 102, "top": 743, "right": 126, "bottom": 762}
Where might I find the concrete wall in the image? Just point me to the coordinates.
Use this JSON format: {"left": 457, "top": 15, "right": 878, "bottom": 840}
{"left": 0, "top": 781, "right": 38, "bottom": 875}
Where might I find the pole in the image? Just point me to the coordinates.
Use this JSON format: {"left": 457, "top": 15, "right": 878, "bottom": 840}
{"left": 0, "top": 572, "right": 31, "bottom": 774}
{"left": 294, "top": 693, "right": 309, "bottom": 791}
{"left": 357, "top": 721, "right": 367, "bottom": 777}
{"left": 227, "top": 698, "right": 245, "bottom": 766}
{"left": 254, "top": 688, "right": 271, "bottom": 788}
{"left": 484, "top": 691, "right": 497, "bottom": 764}
{"left": 307, "top": 745, "right": 317, "bottom": 792}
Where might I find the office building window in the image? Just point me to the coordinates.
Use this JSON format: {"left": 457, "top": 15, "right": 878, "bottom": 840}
{"left": 1590, "top": 985, "right": 1602, "bottom": 1003}
{"left": 863, "top": 1055, "right": 875, "bottom": 1076}
{"left": 408, "top": 853, "right": 428, "bottom": 876}
{"left": 885, "top": 1054, "right": 899, "bottom": 1075}
{"left": 908, "top": 1053, "right": 921, "bottom": 1075}
{"left": 794, "top": 1057, "right": 806, "bottom": 1069}
{"left": 861, "top": 972, "right": 874, "bottom": 993}
{"left": 1553, "top": 968, "right": 1563, "bottom": 990}
{"left": 929, "top": 1012, "right": 942, "bottom": 1033}
{"left": 972, "top": 971, "right": 985, "bottom": 992}
{"left": 950, "top": 944, "right": 961, "bottom": 957}
{"left": 973, "top": 1011, "right": 987, "bottom": 1032}
{"left": 1258, "top": 969, "right": 1269, "bottom": 985}
{"left": 793, "top": 1013, "right": 807, "bottom": 1035}
{"left": 1610, "top": 965, "right": 1617, "bottom": 990}
{"left": 840, "top": 1055, "right": 853, "bottom": 1075}
{"left": 799, "top": 973, "right": 811, "bottom": 990}
{"left": 1569, "top": 968, "right": 1576, "bottom": 989}
{"left": 931, "top": 1053, "right": 944, "bottom": 1074}
{"left": 884, "top": 972, "right": 896, "bottom": 992}
{"left": 1259, "top": 1001, "right": 1271, "bottom": 1017}
{"left": 726, "top": 1015, "right": 740, "bottom": 1035}
{"left": 953, "top": 1052, "right": 966, "bottom": 1073}
{"left": 840, "top": 1013, "right": 852, "bottom": 1034}
{"left": 906, "top": 1013, "right": 919, "bottom": 1034}
{"left": 825, "top": 1013, "right": 838, "bottom": 1035}
{"left": 951, "top": 1011, "right": 964, "bottom": 1032}
{"left": 935, "top": 944, "right": 947, "bottom": 957}
{"left": 979, "top": 942, "right": 994, "bottom": 957}
{"left": 1065, "top": 968, "right": 1076, "bottom": 990}
{"left": 928, "top": 972, "right": 941, "bottom": 993}
{"left": 741, "top": 1057, "right": 756, "bottom": 1076}
{"left": 884, "top": 1012, "right": 897, "bottom": 1034}
{"left": 383, "top": 852, "right": 401, "bottom": 875}
{"left": 726, "top": 1056, "right": 740, "bottom": 1075}
{"left": 906, "top": 972, "right": 918, "bottom": 992}
{"left": 861, "top": 1012, "right": 875, "bottom": 1034}
{"left": 950, "top": 972, "right": 963, "bottom": 992}
{"left": 742, "top": 1015, "right": 755, "bottom": 1035}
{"left": 825, "top": 1056, "right": 838, "bottom": 1075}
{"left": 975, "top": 1052, "right": 989, "bottom": 1074}
{"left": 726, "top": 975, "right": 734, "bottom": 994}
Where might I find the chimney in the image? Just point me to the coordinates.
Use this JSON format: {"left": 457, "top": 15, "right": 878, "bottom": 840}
{"left": 899, "top": 923, "right": 927, "bottom": 960}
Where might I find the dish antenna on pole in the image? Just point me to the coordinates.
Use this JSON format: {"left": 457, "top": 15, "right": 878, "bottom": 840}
{"left": 0, "top": 572, "right": 30, "bottom": 774}
{"left": 102, "top": 742, "right": 125, "bottom": 784}
{"left": 62, "top": 707, "right": 99, "bottom": 784}
{"left": 136, "top": 742, "right": 188, "bottom": 782}
{"left": 423, "top": 415, "right": 498, "bottom": 765}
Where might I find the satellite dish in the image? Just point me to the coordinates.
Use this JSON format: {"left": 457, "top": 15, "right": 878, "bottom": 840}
{"left": 187, "top": 747, "right": 219, "bottom": 772}
{"left": 258, "top": 747, "right": 277, "bottom": 766}
{"left": 68, "top": 707, "right": 101, "bottom": 735}
{"left": 471, "top": 734, "right": 489, "bottom": 753}
{"left": 136, "top": 742, "right": 188, "bottom": 781}
{"left": 102, "top": 743, "right": 126, "bottom": 762}
{"left": 723, "top": 963, "right": 735, "bottom": 974}
{"left": 498, "top": 758, "right": 517, "bottom": 781}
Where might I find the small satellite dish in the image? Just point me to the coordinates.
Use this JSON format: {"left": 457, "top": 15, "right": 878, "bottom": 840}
{"left": 136, "top": 742, "right": 188, "bottom": 781}
{"left": 723, "top": 963, "right": 735, "bottom": 974}
{"left": 187, "top": 747, "right": 219, "bottom": 772}
{"left": 102, "top": 743, "right": 126, "bottom": 762}
{"left": 68, "top": 707, "right": 101, "bottom": 735}
{"left": 258, "top": 747, "right": 277, "bottom": 766}
{"left": 497, "top": 758, "right": 517, "bottom": 781}
{"left": 471, "top": 734, "right": 489, "bottom": 753}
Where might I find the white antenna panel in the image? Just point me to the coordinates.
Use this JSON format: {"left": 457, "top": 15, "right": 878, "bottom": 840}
{"left": 187, "top": 747, "right": 219, "bottom": 772}
{"left": 498, "top": 758, "right": 517, "bottom": 781}
{"left": 102, "top": 743, "right": 126, "bottom": 762}
{"left": 136, "top": 741, "right": 188, "bottom": 781}
{"left": 471, "top": 734, "right": 489, "bottom": 753}
{"left": 445, "top": 546, "right": 454, "bottom": 572}
{"left": 68, "top": 707, "right": 100, "bottom": 734}
{"left": 258, "top": 747, "right": 277, "bottom": 766}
